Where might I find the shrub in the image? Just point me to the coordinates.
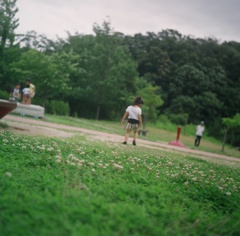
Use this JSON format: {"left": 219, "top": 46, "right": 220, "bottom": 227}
{"left": 45, "top": 100, "right": 69, "bottom": 116}
{"left": 168, "top": 113, "right": 189, "bottom": 125}
{"left": 0, "top": 90, "right": 10, "bottom": 100}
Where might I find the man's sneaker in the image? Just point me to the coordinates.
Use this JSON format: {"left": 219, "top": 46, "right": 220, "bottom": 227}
{"left": 132, "top": 140, "right": 136, "bottom": 146}
{"left": 122, "top": 141, "right": 127, "bottom": 145}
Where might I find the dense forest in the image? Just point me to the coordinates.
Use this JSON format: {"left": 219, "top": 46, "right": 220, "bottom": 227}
{"left": 1, "top": 0, "right": 240, "bottom": 145}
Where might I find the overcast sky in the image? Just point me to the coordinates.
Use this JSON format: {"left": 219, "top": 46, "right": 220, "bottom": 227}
{"left": 16, "top": 0, "right": 240, "bottom": 43}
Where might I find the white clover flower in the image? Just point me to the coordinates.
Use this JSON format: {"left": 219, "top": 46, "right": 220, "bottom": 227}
{"left": 6, "top": 172, "right": 12, "bottom": 177}
{"left": 92, "top": 168, "right": 96, "bottom": 172}
{"left": 71, "top": 157, "right": 78, "bottom": 162}
{"left": 47, "top": 147, "right": 54, "bottom": 152}
{"left": 98, "top": 163, "right": 103, "bottom": 168}
{"left": 113, "top": 163, "right": 123, "bottom": 170}
{"left": 226, "top": 192, "right": 231, "bottom": 196}
{"left": 218, "top": 187, "right": 223, "bottom": 191}
{"left": 21, "top": 146, "right": 26, "bottom": 150}
{"left": 184, "top": 181, "right": 189, "bottom": 186}
{"left": 192, "top": 177, "right": 197, "bottom": 181}
{"left": 3, "top": 139, "right": 8, "bottom": 143}
{"left": 167, "top": 162, "right": 173, "bottom": 166}
{"left": 55, "top": 159, "right": 61, "bottom": 163}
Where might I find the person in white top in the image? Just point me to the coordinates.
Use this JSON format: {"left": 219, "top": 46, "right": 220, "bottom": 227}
{"left": 121, "top": 96, "right": 144, "bottom": 146}
{"left": 195, "top": 121, "right": 205, "bottom": 146}
{"left": 22, "top": 85, "right": 31, "bottom": 104}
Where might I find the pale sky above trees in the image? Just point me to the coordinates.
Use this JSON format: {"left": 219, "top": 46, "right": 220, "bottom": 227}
{"left": 16, "top": 0, "right": 240, "bottom": 42}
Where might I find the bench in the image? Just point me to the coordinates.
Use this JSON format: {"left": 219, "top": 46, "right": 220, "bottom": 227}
{"left": 11, "top": 103, "right": 45, "bottom": 118}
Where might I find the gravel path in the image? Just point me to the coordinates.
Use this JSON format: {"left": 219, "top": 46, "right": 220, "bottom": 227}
{"left": 2, "top": 115, "right": 240, "bottom": 165}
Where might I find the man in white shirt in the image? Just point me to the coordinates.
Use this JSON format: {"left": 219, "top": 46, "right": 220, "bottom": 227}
{"left": 195, "top": 121, "right": 205, "bottom": 147}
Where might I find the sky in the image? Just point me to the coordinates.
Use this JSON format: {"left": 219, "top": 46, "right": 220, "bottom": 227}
{"left": 16, "top": 0, "right": 240, "bottom": 43}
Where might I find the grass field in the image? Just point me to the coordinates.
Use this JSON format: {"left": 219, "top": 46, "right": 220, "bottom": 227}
{"left": 44, "top": 115, "right": 240, "bottom": 159}
{"left": 0, "top": 119, "right": 240, "bottom": 236}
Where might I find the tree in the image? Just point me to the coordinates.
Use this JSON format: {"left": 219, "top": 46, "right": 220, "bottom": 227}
{"left": 0, "top": 0, "right": 19, "bottom": 89}
{"left": 222, "top": 113, "right": 240, "bottom": 151}
{"left": 11, "top": 49, "right": 76, "bottom": 105}
{"left": 135, "top": 77, "right": 163, "bottom": 128}
{"left": 63, "top": 21, "right": 138, "bottom": 120}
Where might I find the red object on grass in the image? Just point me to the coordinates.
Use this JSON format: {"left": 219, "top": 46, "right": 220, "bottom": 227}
{"left": 168, "top": 126, "right": 185, "bottom": 147}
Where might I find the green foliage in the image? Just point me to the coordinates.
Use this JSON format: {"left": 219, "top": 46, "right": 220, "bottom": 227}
{"left": 168, "top": 113, "right": 189, "bottom": 125}
{"left": 0, "top": 89, "right": 9, "bottom": 99}
{"left": 222, "top": 113, "right": 240, "bottom": 128}
{"left": 0, "top": 0, "right": 20, "bottom": 88}
{"left": 136, "top": 78, "right": 163, "bottom": 123}
{"left": 0, "top": 120, "right": 8, "bottom": 128}
{"left": 45, "top": 100, "right": 69, "bottom": 116}
{"left": 63, "top": 20, "right": 138, "bottom": 120}
{"left": 0, "top": 131, "right": 239, "bottom": 235}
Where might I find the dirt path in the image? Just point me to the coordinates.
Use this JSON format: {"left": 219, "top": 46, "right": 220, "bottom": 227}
{"left": 2, "top": 115, "right": 240, "bottom": 166}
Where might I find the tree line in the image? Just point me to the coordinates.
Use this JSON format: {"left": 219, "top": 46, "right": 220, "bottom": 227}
{"left": 1, "top": 0, "right": 240, "bottom": 145}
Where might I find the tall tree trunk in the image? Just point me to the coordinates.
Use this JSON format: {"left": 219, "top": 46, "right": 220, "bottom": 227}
{"left": 96, "top": 104, "right": 100, "bottom": 120}
{"left": 222, "top": 128, "right": 228, "bottom": 152}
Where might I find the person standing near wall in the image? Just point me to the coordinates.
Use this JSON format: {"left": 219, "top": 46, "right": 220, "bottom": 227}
{"left": 195, "top": 121, "right": 205, "bottom": 147}
{"left": 121, "top": 96, "right": 144, "bottom": 146}
{"left": 25, "top": 79, "right": 35, "bottom": 104}
{"left": 9, "top": 82, "right": 21, "bottom": 102}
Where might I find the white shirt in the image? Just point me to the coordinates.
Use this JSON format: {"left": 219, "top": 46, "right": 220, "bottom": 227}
{"left": 126, "top": 105, "right": 142, "bottom": 120}
{"left": 22, "top": 88, "right": 30, "bottom": 95}
{"left": 196, "top": 125, "right": 204, "bottom": 136}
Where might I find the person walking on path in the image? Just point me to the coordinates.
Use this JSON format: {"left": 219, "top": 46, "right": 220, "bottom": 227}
{"left": 121, "top": 96, "right": 144, "bottom": 146}
{"left": 195, "top": 121, "right": 205, "bottom": 147}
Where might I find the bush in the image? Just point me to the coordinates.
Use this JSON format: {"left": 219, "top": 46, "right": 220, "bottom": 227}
{"left": 168, "top": 113, "right": 189, "bottom": 125}
{"left": 0, "top": 90, "right": 10, "bottom": 100}
{"left": 45, "top": 100, "right": 69, "bottom": 116}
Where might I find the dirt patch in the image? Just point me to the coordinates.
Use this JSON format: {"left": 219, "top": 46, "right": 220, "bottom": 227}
{"left": 2, "top": 120, "right": 74, "bottom": 138}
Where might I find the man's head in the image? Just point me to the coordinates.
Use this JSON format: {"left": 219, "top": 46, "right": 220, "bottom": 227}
{"left": 200, "top": 121, "right": 204, "bottom": 125}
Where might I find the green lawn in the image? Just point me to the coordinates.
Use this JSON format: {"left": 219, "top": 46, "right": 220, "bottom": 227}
{"left": 0, "top": 129, "right": 239, "bottom": 236}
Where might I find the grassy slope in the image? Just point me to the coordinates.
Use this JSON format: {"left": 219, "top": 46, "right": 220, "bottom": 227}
{"left": 0, "top": 127, "right": 239, "bottom": 236}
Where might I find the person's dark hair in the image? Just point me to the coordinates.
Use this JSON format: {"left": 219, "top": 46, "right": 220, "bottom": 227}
{"left": 26, "top": 78, "right": 32, "bottom": 83}
{"left": 133, "top": 96, "right": 144, "bottom": 105}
